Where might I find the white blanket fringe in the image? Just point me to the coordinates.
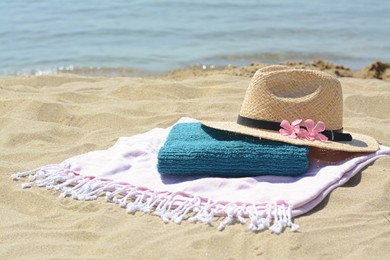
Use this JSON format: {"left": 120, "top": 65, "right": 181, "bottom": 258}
{"left": 12, "top": 165, "right": 298, "bottom": 234}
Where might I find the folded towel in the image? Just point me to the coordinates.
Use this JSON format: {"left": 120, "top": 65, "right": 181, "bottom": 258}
{"left": 157, "top": 123, "right": 309, "bottom": 177}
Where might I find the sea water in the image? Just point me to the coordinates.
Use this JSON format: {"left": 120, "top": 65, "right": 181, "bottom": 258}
{"left": 1, "top": 0, "right": 389, "bottom": 76}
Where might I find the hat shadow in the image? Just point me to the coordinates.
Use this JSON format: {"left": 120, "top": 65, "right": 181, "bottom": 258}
{"left": 299, "top": 163, "right": 374, "bottom": 218}
{"left": 161, "top": 160, "right": 375, "bottom": 223}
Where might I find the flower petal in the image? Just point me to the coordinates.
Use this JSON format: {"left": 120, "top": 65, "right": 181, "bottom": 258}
{"left": 279, "top": 129, "right": 290, "bottom": 136}
{"left": 291, "top": 119, "right": 302, "bottom": 126}
{"left": 297, "top": 128, "right": 308, "bottom": 138}
{"left": 293, "top": 125, "right": 301, "bottom": 133}
{"left": 280, "top": 120, "right": 291, "bottom": 130}
{"left": 304, "top": 119, "right": 315, "bottom": 132}
{"left": 316, "top": 133, "right": 328, "bottom": 142}
{"left": 288, "top": 132, "right": 297, "bottom": 138}
{"left": 314, "top": 121, "right": 326, "bottom": 132}
{"left": 306, "top": 135, "right": 316, "bottom": 141}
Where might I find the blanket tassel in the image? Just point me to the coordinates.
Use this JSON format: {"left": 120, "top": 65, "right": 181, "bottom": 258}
{"left": 11, "top": 165, "right": 298, "bottom": 233}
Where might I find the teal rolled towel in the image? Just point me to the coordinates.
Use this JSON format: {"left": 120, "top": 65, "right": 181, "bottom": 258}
{"left": 157, "top": 123, "right": 309, "bottom": 177}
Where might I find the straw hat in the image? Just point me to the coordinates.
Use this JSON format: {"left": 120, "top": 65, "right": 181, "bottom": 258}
{"left": 202, "top": 65, "right": 378, "bottom": 152}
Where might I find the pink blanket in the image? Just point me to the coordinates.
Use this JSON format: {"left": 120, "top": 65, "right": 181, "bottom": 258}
{"left": 12, "top": 118, "right": 390, "bottom": 233}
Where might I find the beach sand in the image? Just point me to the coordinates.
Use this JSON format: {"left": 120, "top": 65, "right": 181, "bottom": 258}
{"left": 1, "top": 64, "right": 390, "bottom": 259}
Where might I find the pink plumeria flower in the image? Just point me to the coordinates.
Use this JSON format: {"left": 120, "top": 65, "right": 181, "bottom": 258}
{"left": 303, "top": 119, "right": 328, "bottom": 142}
{"left": 279, "top": 119, "right": 302, "bottom": 138}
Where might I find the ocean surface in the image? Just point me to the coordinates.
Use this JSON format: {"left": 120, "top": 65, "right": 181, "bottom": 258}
{"left": 1, "top": 0, "right": 389, "bottom": 76}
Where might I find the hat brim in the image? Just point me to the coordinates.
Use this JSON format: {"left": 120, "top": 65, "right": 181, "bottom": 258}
{"left": 201, "top": 120, "right": 379, "bottom": 153}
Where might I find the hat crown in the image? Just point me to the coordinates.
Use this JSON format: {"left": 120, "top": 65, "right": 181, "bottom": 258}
{"left": 239, "top": 65, "right": 343, "bottom": 130}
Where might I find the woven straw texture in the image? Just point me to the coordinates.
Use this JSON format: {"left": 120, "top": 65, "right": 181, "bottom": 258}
{"left": 202, "top": 65, "right": 378, "bottom": 152}
{"left": 241, "top": 65, "right": 342, "bottom": 130}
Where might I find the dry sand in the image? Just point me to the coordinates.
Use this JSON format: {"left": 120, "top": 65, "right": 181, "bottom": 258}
{"left": 1, "top": 66, "right": 390, "bottom": 259}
